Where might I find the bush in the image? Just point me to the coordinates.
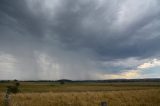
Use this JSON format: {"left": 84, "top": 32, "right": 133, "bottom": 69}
{"left": 60, "top": 80, "right": 65, "bottom": 84}
{"left": 14, "top": 79, "right": 20, "bottom": 86}
{"left": 6, "top": 80, "right": 20, "bottom": 94}
{"left": 7, "top": 86, "right": 19, "bottom": 94}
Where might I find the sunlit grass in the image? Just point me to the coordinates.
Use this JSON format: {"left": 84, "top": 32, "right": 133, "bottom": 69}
{"left": 1, "top": 82, "right": 160, "bottom": 106}
{"left": 8, "top": 89, "right": 160, "bottom": 106}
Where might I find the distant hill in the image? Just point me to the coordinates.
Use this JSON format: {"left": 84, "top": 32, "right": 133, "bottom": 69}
{"left": 0, "top": 78, "right": 160, "bottom": 83}
{"left": 57, "top": 79, "right": 72, "bottom": 82}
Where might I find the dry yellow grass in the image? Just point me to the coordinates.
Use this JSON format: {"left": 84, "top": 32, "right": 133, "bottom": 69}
{"left": 1, "top": 89, "right": 158, "bottom": 106}
{"left": 1, "top": 82, "right": 160, "bottom": 106}
{"left": 0, "top": 93, "right": 4, "bottom": 106}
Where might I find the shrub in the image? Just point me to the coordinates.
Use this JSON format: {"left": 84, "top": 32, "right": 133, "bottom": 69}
{"left": 6, "top": 80, "right": 20, "bottom": 94}
{"left": 7, "top": 86, "right": 19, "bottom": 94}
{"left": 60, "top": 80, "right": 65, "bottom": 84}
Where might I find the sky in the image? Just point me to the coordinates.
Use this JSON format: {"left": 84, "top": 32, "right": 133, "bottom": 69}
{"left": 0, "top": 0, "right": 160, "bottom": 80}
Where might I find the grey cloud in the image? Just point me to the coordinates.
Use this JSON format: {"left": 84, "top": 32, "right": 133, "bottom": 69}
{"left": 0, "top": 0, "right": 160, "bottom": 80}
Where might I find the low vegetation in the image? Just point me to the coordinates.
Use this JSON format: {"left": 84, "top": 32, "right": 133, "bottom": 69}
{"left": 0, "top": 81, "right": 160, "bottom": 106}
{"left": 7, "top": 89, "right": 160, "bottom": 106}
{"left": 0, "top": 93, "right": 4, "bottom": 106}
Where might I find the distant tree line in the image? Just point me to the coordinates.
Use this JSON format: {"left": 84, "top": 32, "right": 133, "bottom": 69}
{"left": 0, "top": 78, "right": 160, "bottom": 83}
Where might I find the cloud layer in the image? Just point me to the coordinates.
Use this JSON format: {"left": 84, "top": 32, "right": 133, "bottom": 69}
{"left": 0, "top": 0, "right": 160, "bottom": 80}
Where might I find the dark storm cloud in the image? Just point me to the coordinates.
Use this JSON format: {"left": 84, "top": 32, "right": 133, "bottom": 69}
{"left": 0, "top": 0, "right": 160, "bottom": 79}
{"left": 1, "top": 0, "right": 160, "bottom": 59}
{"left": 40, "top": 0, "right": 160, "bottom": 60}
{"left": 0, "top": 0, "right": 48, "bottom": 37}
{"left": 53, "top": 1, "right": 159, "bottom": 59}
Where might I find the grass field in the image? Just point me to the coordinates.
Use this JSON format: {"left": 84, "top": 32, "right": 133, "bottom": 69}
{"left": 0, "top": 82, "right": 160, "bottom": 106}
